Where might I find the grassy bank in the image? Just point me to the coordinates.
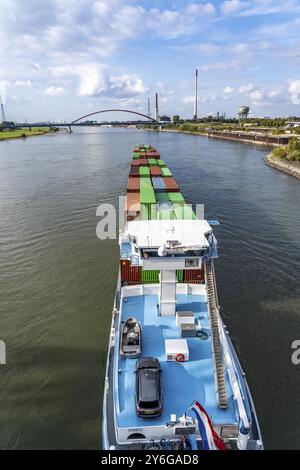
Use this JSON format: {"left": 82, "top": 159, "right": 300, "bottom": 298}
{"left": 0, "top": 127, "right": 59, "bottom": 141}
{"left": 271, "top": 137, "right": 300, "bottom": 161}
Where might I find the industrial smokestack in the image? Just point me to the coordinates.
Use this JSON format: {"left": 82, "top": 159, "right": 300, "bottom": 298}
{"left": 155, "top": 93, "right": 159, "bottom": 122}
{"left": 0, "top": 95, "right": 6, "bottom": 122}
{"left": 147, "top": 98, "right": 151, "bottom": 118}
{"left": 193, "top": 69, "right": 198, "bottom": 120}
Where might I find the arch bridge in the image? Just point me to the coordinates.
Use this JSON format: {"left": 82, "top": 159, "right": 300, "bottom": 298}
{"left": 69, "top": 109, "right": 159, "bottom": 131}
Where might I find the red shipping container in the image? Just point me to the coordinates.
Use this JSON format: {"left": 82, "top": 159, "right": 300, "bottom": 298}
{"left": 120, "top": 259, "right": 141, "bottom": 286}
{"left": 131, "top": 159, "right": 148, "bottom": 167}
{"left": 125, "top": 193, "right": 140, "bottom": 212}
{"left": 146, "top": 152, "right": 160, "bottom": 159}
{"left": 163, "top": 177, "right": 180, "bottom": 192}
{"left": 183, "top": 268, "right": 205, "bottom": 283}
{"left": 129, "top": 167, "right": 140, "bottom": 177}
{"left": 150, "top": 166, "right": 161, "bottom": 177}
{"left": 127, "top": 178, "right": 140, "bottom": 193}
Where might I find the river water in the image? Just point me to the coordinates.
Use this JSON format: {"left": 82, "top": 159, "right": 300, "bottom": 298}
{"left": 0, "top": 128, "right": 299, "bottom": 449}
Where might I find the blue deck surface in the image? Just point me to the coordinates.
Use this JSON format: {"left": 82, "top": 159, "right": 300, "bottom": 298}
{"left": 115, "top": 293, "right": 238, "bottom": 428}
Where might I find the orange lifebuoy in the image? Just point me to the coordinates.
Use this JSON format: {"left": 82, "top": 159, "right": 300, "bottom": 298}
{"left": 175, "top": 353, "right": 185, "bottom": 362}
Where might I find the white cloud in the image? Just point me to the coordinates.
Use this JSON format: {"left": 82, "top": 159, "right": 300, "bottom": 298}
{"left": 288, "top": 80, "right": 300, "bottom": 105}
{"left": 221, "top": 0, "right": 248, "bottom": 15}
{"left": 220, "top": 0, "right": 300, "bottom": 17}
{"left": 199, "top": 59, "right": 241, "bottom": 72}
{"left": 43, "top": 86, "right": 65, "bottom": 96}
{"left": 239, "top": 0, "right": 300, "bottom": 17}
{"left": 182, "top": 96, "right": 195, "bottom": 104}
{"left": 195, "top": 42, "right": 220, "bottom": 54}
{"left": 239, "top": 84, "right": 254, "bottom": 93}
{"left": 146, "top": 3, "right": 216, "bottom": 39}
{"left": 237, "top": 81, "right": 298, "bottom": 107}
{"left": 223, "top": 86, "right": 234, "bottom": 94}
{"left": 50, "top": 63, "right": 149, "bottom": 98}
{"left": 109, "top": 74, "right": 149, "bottom": 97}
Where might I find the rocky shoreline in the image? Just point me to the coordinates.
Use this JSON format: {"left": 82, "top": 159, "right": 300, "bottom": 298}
{"left": 264, "top": 153, "right": 300, "bottom": 180}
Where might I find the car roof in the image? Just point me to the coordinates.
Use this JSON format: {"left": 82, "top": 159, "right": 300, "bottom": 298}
{"left": 139, "top": 370, "right": 159, "bottom": 401}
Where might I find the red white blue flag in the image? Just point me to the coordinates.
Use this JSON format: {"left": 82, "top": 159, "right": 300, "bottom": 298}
{"left": 191, "top": 401, "right": 227, "bottom": 450}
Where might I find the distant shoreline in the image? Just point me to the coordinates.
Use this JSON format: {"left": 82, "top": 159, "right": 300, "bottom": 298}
{"left": 264, "top": 154, "right": 300, "bottom": 180}
{"left": 146, "top": 127, "right": 300, "bottom": 180}
{"left": 146, "top": 127, "right": 285, "bottom": 148}
{"left": 0, "top": 128, "right": 67, "bottom": 142}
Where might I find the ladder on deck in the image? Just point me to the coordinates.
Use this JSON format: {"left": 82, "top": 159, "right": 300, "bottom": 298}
{"left": 205, "top": 261, "right": 228, "bottom": 409}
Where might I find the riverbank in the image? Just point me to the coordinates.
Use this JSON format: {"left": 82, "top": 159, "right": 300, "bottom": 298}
{"left": 264, "top": 153, "right": 300, "bottom": 180}
{"left": 147, "top": 127, "right": 290, "bottom": 147}
{"left": 0, "top": 127, "right": 63, "bottom": 142}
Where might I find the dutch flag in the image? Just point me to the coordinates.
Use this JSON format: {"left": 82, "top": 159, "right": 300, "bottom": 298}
{"left": 190, "top": 401, "right": 227, "bottom": 450}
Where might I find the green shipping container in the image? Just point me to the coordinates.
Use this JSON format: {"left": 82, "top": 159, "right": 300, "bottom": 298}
{"left": 176, "top": 270, "right": 184, "bottom": 282}
{"left": 161, "top": 167, "right": 173, "bottom": 177}
{"left": 168, "top": 192, "right": 185, "bottom": 204}
{"left": 148, "top": 158, "right": 157, "bottom": 166}
{"left": 157, "top": 160, "right": 166, "bottom": 167}
{"left": 140, "top": 186, "right": 156, "bottom": 204}
{"left": 140, "top": 204, "right": 148, "bottom": 220}
{"left": 155, "top": 192, "right": 170, "bottom": 203}
{"left": 157, "top": 208, "right": 175, "bottom": 220}
{"left": 174, "top": 204, "right": 196, "bottom": 220}
{"left": 140, "top": 203, "right": 156, "bottom": 220}
{"left": 141, "top": 268, "right": 160, "bottom": 283}
{"left": 139, "top": 166, "right": 150, "bottom": 177}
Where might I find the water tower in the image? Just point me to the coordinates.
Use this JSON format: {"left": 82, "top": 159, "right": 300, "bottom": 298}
{"left": 238, "top": 106, "right": 250, "bottom": 120}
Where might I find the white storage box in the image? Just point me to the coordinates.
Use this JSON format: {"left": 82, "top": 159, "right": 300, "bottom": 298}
{"left": 176, "top": 311, "right": 195, "bottom": 326}
{"left": 165, "top": 339, "right": 189, "bottom": 362}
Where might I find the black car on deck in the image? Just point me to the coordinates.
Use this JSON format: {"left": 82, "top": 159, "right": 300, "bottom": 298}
{"left": 135, "top": 357, "right": 162, "bottom": 417}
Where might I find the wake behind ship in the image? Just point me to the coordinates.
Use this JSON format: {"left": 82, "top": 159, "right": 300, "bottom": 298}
{"left": 102, "top": 144, "right": 263, "bottom": 451}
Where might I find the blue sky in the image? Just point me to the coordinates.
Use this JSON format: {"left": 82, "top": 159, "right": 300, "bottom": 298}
{"left": 1, "top": 0, "right": 300, "bottom": 121}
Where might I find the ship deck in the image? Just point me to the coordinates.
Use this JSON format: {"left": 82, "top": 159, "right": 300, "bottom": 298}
{"left": 114, "top": 287, "right": 238, "bottom": 429}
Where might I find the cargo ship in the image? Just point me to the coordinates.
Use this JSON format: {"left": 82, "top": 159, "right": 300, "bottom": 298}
{"left": 102, "top": 144, "right": 263, "bottom": 450}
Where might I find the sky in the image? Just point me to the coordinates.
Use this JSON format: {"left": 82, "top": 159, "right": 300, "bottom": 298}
{"left": 1, "top": 0, "right": 300, "bottom": 122}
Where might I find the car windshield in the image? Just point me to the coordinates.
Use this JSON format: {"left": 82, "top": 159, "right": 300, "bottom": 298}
{"left": 139, "top": 400, "right": 159, "bottom": 409}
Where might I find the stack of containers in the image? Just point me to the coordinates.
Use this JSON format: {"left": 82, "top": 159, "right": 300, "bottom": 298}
{"left": 184, "top": 267, "right": 205, "bottom": 283}
{"left": 139, "top": 166, "right": 150, "bottom": 178}
{"left": 124, "top": 144, "right": 200, "bottom": 284}
{"left": 120, "top": 259, "right": 141, "bottom": 286}
{"left": 146, "top": 150, "right": 160, "bottom": 159}
{"left": 150, "top": 166, "right": 161, "bottom": 177}
{"left": 161, "top": 167, "right": 173, "bottom": 177}
{"left": 129, "top": 166, "right": 139, "bottom": 177}
{"left": 152, "top": 177, "right": 165, "bottom": 192}
{"left": 140, "top": 177, "right": 156, "bottom": 220}
{"left": 127, "top": 178, "right": 140, "bottom": 193}
{"left": 163, "top": 177, "right": 180, "bottom": 192}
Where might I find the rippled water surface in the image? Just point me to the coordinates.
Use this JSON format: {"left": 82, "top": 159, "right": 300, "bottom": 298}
{"left": 0, "top": 128, "right": 299, "bottom": 449}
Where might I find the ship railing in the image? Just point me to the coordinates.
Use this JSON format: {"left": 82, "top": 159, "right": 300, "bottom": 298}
{"left": 218, "top": 310, "right": 251, "bottom": 436}
{"left": 205, "top": 260, "right": 228, "bottom": 409}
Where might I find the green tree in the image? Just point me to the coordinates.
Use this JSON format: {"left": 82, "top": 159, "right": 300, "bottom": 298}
{"left": 172, "top": 115, "right": 180, "bottom": 124}
{"left": 288, "top": 137, "right": 300, "bottom": 153}
{"left": 272, "top": 146, "right": 287, "bottom": 159}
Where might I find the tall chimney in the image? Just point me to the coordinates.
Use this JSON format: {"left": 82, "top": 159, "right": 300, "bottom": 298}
{"left": 147, "top": 98, "right": 151, "bottom": 118}
{"left": 193, "top": 69, "right": 198, "bottom": 120}
{"left": 155, "top": 93, "right": 159, "bottom": 122}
